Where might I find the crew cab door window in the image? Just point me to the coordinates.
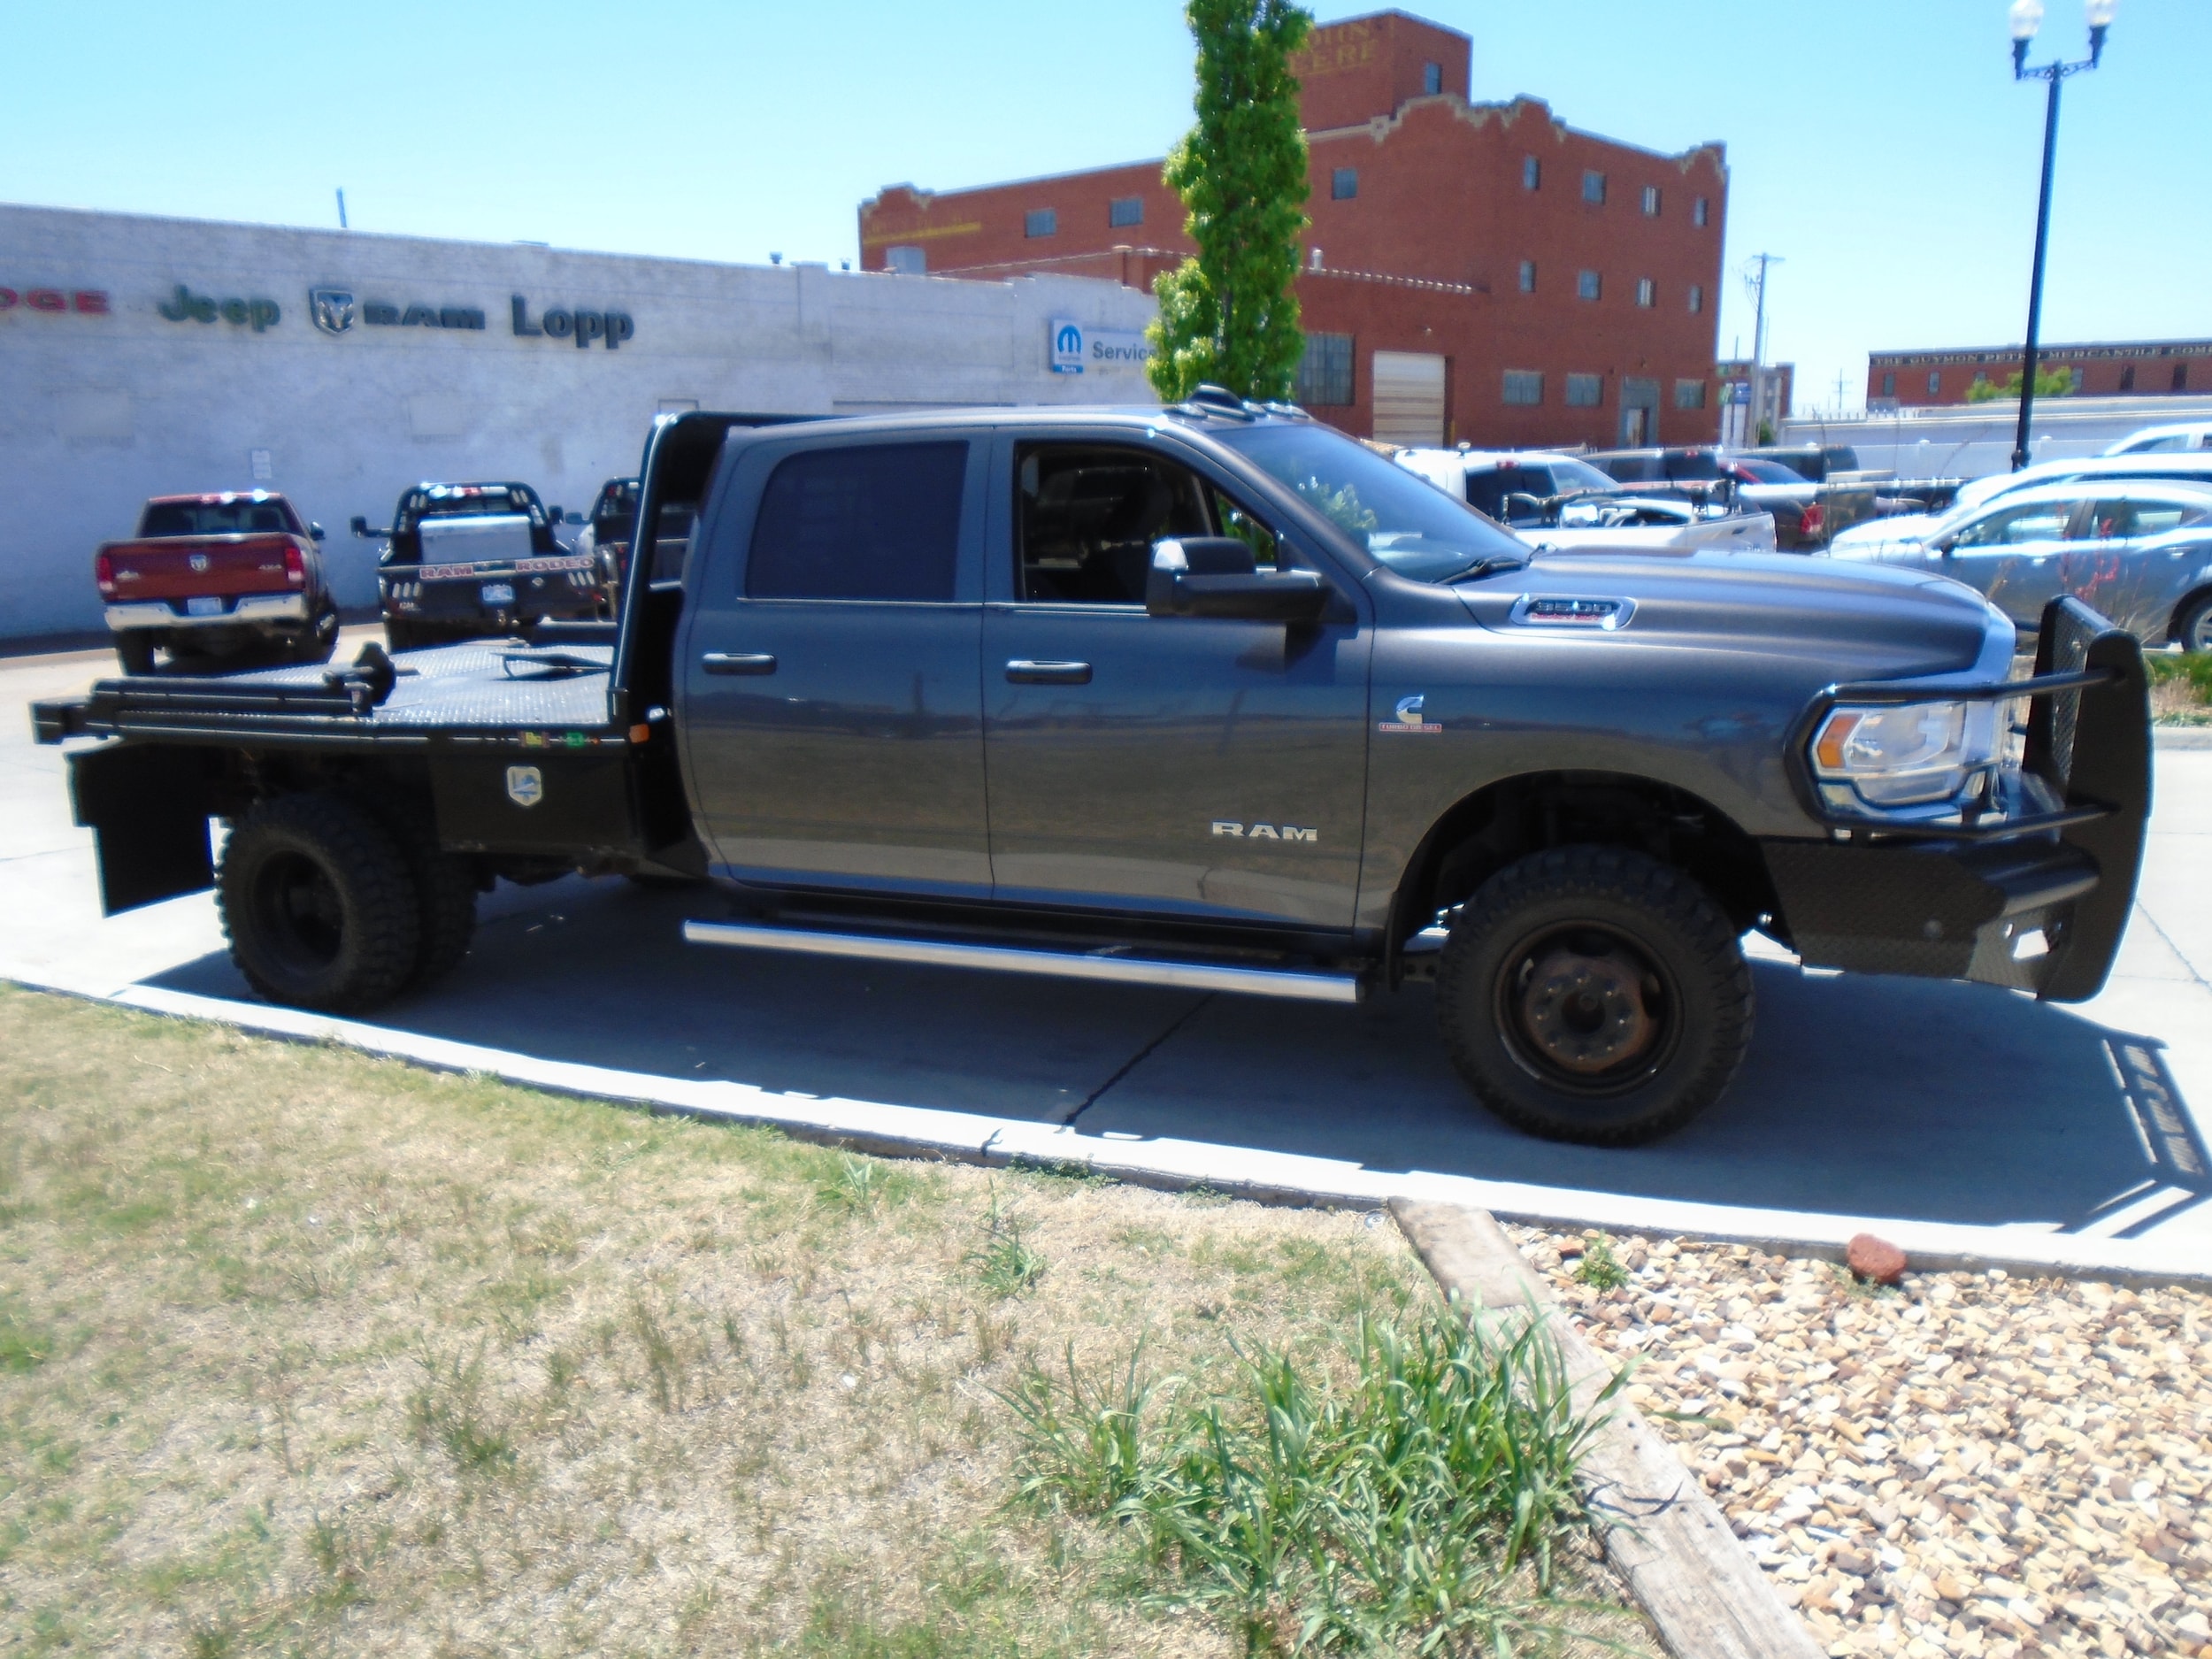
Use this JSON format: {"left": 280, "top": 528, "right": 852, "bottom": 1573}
{"left": 983, "top": 438, "right": 1370, "bottom": 928}
{"left": 680, "top": 439, "right": 992, "bottom": 896}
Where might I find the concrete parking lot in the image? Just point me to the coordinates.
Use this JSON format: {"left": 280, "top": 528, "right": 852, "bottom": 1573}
{"left": 4, "top": 639, "right": 2208, "bottom": 1279}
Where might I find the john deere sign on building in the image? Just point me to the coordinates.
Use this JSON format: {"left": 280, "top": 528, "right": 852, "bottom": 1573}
{"left": 1, "top": 202, "right": 1157, "bottom": 641}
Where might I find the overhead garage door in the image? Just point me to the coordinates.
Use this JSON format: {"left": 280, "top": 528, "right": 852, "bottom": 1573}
{"left": 1371, "top": 350, "right": 1447, "bottom": 446}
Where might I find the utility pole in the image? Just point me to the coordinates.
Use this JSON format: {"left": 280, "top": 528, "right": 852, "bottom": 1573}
{"left": 1744, "top": 253, "right": 1783, "bottom": 444}
{"left": 335, "top": 188, "right": 349, "bottom": 231}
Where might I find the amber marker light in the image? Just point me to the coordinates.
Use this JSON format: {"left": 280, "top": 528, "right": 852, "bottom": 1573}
{"left": 1813, "top": 710, "right": 1862, "bottom": 772}
{"left": 628, "top": 724, "right": 653, "bottom": 744}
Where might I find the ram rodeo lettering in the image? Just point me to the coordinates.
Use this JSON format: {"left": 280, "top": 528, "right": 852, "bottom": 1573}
{"left": 34, "top": 396, "right": 2150, "bottom": 1145}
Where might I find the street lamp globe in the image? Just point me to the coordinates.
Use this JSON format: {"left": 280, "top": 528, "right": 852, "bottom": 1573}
{"left": 2084, "top": 0, "right": 2118, "bottom": 27}
{"left": 2009, "top": 0, "right": 2045, "bottom": 40}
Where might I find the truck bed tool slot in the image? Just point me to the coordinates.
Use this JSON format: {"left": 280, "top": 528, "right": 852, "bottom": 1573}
{"left": 683, "top": 919, "right": 1363, "bottom": 1003}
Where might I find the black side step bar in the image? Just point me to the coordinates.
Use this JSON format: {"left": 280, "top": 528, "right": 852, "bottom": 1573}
{"left": 682, "top": 918, "right": 1366, "bottom": 1004}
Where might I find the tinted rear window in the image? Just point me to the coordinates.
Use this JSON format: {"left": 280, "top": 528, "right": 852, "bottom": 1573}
{"left": 139, "top": 500, "right": 298, "bottom": 537}
{"left": 748, "top": 442, "right": 967, "bottom": 601}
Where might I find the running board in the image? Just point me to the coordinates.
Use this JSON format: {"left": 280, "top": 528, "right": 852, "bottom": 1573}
{"left": 682, "top": 918, "right": 1366, "bottom": 1004}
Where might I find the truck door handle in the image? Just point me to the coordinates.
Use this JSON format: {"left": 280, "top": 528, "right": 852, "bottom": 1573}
{"left": 702, "top": 651, "right": 777, "bottom": 675}
{"left": 1005, "top": 659, "right": 1092, "bottom": 685}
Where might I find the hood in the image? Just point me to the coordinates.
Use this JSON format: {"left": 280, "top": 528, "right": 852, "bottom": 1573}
{"left": 1455, "top": 548, "right": 2007, "bottom": 683}
{"left": 1827, "top": 511, "right": 1936, "bottom": 556}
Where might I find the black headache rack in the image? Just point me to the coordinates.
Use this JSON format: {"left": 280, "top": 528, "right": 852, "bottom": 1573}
{"left": 1772, "top": 596, "right": 2150, "bottom": 1002}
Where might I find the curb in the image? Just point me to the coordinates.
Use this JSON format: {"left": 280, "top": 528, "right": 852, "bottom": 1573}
{"left": 2154, "top": 725, "right": 2212, "bottom": 749}
{"left": 4, "top": 965, "right": 2208, "bottom": 1290}
{"left": 1389, "top": 1199, "right": 1824, "bottom": 1659}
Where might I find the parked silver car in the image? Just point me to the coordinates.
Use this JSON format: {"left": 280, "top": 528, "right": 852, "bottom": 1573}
{"left": 1827, "top": 479, "right": 2212, "bottom": 649}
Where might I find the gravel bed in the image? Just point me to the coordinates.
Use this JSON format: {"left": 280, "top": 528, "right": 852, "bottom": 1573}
{"left": 1503, "top": 1226, "right": 2212, "bottom": 1658}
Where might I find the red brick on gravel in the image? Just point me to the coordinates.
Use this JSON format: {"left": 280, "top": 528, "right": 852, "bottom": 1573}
{"left": 1847, "top": 1233, "right": 1908, "bottom": 1286}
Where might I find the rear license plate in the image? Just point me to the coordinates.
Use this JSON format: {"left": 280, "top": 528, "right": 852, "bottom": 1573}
{"left": 185, "top": 595, "right": 224, "bottom": 617}
{"left": 480, "top": 583, "right": 516, "bottom": 605}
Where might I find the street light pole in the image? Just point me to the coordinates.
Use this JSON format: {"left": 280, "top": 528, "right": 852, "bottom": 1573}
{"left": 2008, "top": 0, "right": 2115, "bottom": 471}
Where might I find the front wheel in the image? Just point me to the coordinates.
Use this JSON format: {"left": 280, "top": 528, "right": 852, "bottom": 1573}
{"left": 2176, "top": 592, "right": 2212, "bottom": 654}
{"left": 1435, "top": 846, "right": 1752, "bottom": 1146}
{"left": 218, "top": 793, "right": 422, "bottom": 1012}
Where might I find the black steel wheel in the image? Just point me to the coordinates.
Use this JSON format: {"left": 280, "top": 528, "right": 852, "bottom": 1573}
{"left": 1435, "top": 845, "right": 1752, "bottom": 1145}
{"left": 218, "top": 793, "right": 421, "bottom": 1012}
{"left": 2177, "top": 592, "right": 2212, "bottom": 655}
{"left": 113, "top": 634, "right": 157, "bottom": 675}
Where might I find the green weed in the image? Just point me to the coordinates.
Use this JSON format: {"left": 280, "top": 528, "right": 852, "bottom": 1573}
{"left": 965, "top": 1188, "right": 1045, "bottom": 1299}
{"left": 1008, "top": 1304, "right": 1629, "bottom": 1655}
{"left": 1573, "top": 1235, "right": 1630, "bottom": 1292}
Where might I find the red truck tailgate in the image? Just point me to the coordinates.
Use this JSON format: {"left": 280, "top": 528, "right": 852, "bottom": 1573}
{"left": 97, "top": 535, "right": 302, "bottom": 601}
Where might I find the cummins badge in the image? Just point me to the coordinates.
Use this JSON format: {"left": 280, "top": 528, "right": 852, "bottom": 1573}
{"left": 504, "top": 765, "right": 544, "bottom": 808}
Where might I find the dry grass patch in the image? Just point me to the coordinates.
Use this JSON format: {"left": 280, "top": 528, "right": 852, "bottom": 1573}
{"left": 0, "top": 987, "right": 1647, "bottom": 1655}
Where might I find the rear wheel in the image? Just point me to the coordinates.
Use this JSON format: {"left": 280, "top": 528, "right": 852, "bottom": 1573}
{"left": 384, "top": 618, "right": 432, "bottom": 652}
{"left": 218, "top": 793, "right": 421, "bottom": 1011}
{"left": 347, "top": 791, "right": 477, "bottom": 990}
{"left": 113, "top": 634, "right": 157, "bottom": 676}
{"left": 1435, "top": 845, "right": 1752, "bottom": 1145}
{"left": 2177, "top": 592, "right": 2212, "bottom": 654}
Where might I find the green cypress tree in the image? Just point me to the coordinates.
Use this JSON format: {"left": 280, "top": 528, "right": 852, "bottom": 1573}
{"left": 1146, "top": 0, "right": 1313, "bottom": 404}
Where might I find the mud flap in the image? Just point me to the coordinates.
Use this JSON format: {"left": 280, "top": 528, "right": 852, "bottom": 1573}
{"left": 69, "top": 742, "right": 214, "bottom": 915}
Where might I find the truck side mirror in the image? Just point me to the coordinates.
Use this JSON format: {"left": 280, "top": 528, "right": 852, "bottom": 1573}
{"left": 308, "top": 522, "right": 326, "bottom": 541}
{"left": 1146, "top": 536, "right": 1328, "bottom": 622}
{"left": 547, "top": 505, "right": 565, "bottom": 525}
{"left": 349, "top": 516, "right": 373, "bottom": 539}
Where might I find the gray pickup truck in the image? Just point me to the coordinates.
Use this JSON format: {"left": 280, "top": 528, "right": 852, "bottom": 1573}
{"left": 34, "top": 395, "right": 2151, "bottom": 1145}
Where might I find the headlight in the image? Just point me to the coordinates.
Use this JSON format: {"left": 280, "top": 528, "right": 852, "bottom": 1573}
{"left": 1810, "top": 700, "right": 2002, "bottom": 813}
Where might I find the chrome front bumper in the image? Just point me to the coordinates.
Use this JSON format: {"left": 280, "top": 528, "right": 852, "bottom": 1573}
{"left": 105, "top": 594, "right": 309, "bottom": 631}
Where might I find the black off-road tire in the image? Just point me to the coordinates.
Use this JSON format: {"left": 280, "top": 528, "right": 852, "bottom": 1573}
{"left": 2176, "top": 592, "right": 2212, "bottom": 655}
{"left": 113, "top": 634, "right": 157, "bottom": 676}
{"left": 218, "top": 793, "right": 422, "bottom": 1012}
{"left": 289, "top": 605, "right": 341, "bottom": 667}
{"left": 345, "top": 790, "right": 478, "bottom": 991}
{"left": 1435, "top": 845, "right": 1753, "bottom": 1146}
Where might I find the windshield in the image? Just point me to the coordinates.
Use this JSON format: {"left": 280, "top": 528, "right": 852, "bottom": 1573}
{"left": 1731, "top": 457, "right": 1809, "bottom": 483}
{"left": 1216, "top": 423, "right": 1527, "bottom": 581}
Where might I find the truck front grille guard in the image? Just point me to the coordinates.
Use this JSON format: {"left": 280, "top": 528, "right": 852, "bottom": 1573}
{"left": 1786, "top": 596, "right": 2149, "bottom": 846}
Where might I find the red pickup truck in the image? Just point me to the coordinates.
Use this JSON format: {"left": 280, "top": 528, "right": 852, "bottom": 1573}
{"left": 95, "top": 492, "right": 341, "bottom": 674}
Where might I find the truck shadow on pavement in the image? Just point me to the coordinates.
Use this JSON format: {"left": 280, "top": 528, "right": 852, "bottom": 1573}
{"left": 142, "top": 874, "right": 2208, "bottom": 1235}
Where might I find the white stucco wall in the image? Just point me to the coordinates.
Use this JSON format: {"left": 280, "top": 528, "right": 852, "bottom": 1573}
{"left": 0, "top": 203, "right": 1159, "bottom": 641}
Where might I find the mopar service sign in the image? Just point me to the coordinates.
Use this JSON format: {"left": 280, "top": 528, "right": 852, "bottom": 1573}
{"left": 1049, "top": 318, "right": 1153, "bottom": 374}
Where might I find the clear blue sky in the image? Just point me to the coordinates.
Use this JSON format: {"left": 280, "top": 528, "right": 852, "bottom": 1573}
{"left": 4, "top": 0, "right": 2200, "bottom": 416}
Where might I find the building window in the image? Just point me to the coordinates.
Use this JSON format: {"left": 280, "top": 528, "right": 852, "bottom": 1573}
{"left": 1517, "top": 260, "right": 1536, "bottom": 294}
{"left": 1423, "top": 60, "right": 1441, "bottom": 95}
{"left": 2068, "top": 366, "right": 2084, "bottom": 393}
{"left": 1332, "top": 167, "right": 1358, "bottom": 200}
{"left": 1577, "top": 270, "right": 1601, "bottom": 302}
{"left": 1523, "top": 156, "right": 1540, "bottom": 191}
{"left": 1564, "top": 373, "right": 1602, "bottom": 408}
{"left": 1694, "top": 196, "right": 1709, "bottom": 227}
{"left": 1635, "top": 278, "right": 1655, "bottom": 308}
{"left": 2177, "top": 363, "right": 2191, "bottom": 392}
{"left": 1024, "top": 208, "right": 1056, "bottom": 239}
{"left": 885, "top": 245, "right": 926, "bottom": 275}
{"left": 1502, "top": 371, "right": 1544, "bottom": 406}
{"left": 2119, "top": 364, "right": 2136, "bottom": 392}
{"left": 1294, "top": 332, "right": 1355, "bottom": 407}
{"left": 1674, "top": 380, "right": 1707, "bottom": 411}
{"left": 1641, "top": 185, "right": 1661, "bottom": 216}
{"left": 1109, "top": 196, "right": 1143, "bottom": 229}
{"left": 1687, "top": 284, "right": 1703, "bottom": 314}
{"left": 1882, "top": 371, "right": 1897, "bottom": 399}
{"left": 1582, "top": 170, "right": 1607, "bottom": 204}
{"left": 1927, "top": 371, "right": 1941, "bottom": 396}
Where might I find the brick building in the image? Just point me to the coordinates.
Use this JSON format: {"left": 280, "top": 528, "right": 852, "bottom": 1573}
{"left": 1868, "top": 339, "right": 2212, "bottom": 409}
{"left": 857, "top": 10, "right": 1728, "bottom": 449}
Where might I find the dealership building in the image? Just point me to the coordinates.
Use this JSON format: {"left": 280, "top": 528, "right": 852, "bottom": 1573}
{"left": 1867, "top": 338, "right": 2212, "bottom": 408}
{"left": 0, "top": 202, "right": 1156, "bottom": 642}
{"left": 861, "top": 10, "right": 1728, "bottom": 451}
